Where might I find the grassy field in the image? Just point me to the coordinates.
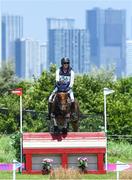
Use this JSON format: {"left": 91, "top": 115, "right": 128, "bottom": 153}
{"left": 1, "top": 171, "right": 132, "bottom": 180}
{"left": 0, "top": 171, "right": 117, "bottom": 180}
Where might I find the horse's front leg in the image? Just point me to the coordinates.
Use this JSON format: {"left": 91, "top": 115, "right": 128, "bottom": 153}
{"left": 64, "top": 113, "right": 70, "bottom": 128}
{"left": 62, "top": 113, "right": 70, "bottom": 134}
{"left": 51, "top": 113, "right": 57, "bottom": 126}
{"left": 51, "top": 114, "right": 60, "bottom": 134}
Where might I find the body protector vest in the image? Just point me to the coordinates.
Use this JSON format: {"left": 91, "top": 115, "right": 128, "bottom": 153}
{"left": 59, "top": 67, "right": 72, "bottom": 84}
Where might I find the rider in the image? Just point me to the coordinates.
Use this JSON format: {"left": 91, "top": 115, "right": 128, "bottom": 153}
{"left": 48, "top": 57, "right": 75, "bottom": 114}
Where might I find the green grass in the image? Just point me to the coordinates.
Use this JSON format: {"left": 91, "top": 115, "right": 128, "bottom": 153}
{"left": 0, "top": 171, "right": 117, "bottom": 180}
{"left": 83, "top": 172, "right": 116, "bottom": 179}
{"left": 108, "top": 141, "right": 132, "bottom": 163}
{"left": 0, "top": 171, "right": 49, "bottom": 180}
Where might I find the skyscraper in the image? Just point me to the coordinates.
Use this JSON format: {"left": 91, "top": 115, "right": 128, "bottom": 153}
{"left": 1, "top": 15, "right": 23, "bottom": 63}
{"left": 86, "top": 8, "right": 126, "bottom": 77}
{"left": 47, "top": 18, "right": 90, "bottom": 73}
{"left": 47, "top": 18, "right": 75, "bottom": 67}
{"left": 47, "top": 18, "right": 75, "bottom": 30}
{"left": 40, "top": 43, "right": 47, "bottom": 71}
{"left": 126, "top": 40, "right": 132, "bottom": 76}
{"left": 15, "top": 38, "right": 41, "bottom": 79}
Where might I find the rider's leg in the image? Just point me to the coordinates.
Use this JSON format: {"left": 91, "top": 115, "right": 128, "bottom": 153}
{"left": 69, "top": 89, "right": 75, "bottom": 108}
{"left": 68, "top": 89, "right": 74, "bottom": 102}
{"left": 48, "top": 87, "right": 58, "bottom": 103}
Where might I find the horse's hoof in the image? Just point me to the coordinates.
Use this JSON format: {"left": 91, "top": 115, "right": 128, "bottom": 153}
{"left": 62, "top": 128, "right": 68, "bottom": 134}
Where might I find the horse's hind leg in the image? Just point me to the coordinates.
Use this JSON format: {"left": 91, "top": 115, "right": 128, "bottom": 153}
{"left": 71, "top": 121, "right": 79, "bottom": 132}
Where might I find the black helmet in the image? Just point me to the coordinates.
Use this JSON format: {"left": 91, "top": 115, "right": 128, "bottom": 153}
{"left": 61, "top": 57, "right": 70, "bottom": 65}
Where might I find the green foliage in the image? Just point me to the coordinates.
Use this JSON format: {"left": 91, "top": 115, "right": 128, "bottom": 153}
{"left": 0, "top": 61, "right": 18, "bottom": 94}
{"left": 108, "top": 141, "right": 132, "bottom": 163}
{"left": 21, "top": 68, "right": 56, "bottom": 132}
{"left": 10, "top": 132, "right": 22, "bottom": 161}
{"left": 0, "top": 65, "right": 131, "bottom": 137}
{"left": 0, "top": 135, "right": 16, "bottom": 162}
{"left": 107, "top": 78, "right": 132, "bottom": 138}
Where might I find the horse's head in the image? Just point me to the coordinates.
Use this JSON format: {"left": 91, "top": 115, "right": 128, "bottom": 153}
{"left": 55, "top": 92, "right": 69, "bottom": 112}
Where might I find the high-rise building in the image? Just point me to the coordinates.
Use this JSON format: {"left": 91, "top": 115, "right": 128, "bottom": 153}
{"left": 40, "top": 43, "right": 47, "bottom": 72}
{"left": 47, "top": 18, "right": 75, "bottom": 68}
{"left": 86, "top": 8, "right": 126, "bottom": 77}
{"left": 1, "top": 15, "right": 23, "bottom": 63}
{"left": 47, "top": 18, "right": 90, "bottom": 73}
{"left": 131, "top": 17, "right": 132, "bottom": 39}
{"left": 126, "top": 40, "right": 132, "bottom": 76}
{"left": 15, "top": 38, "right": 41, "bottom": 79}
{"left": 0, "top": 15, "right": 1, "bottom": 67}
{"left": 47, "top": 18, "right": 75, "bottom": 30}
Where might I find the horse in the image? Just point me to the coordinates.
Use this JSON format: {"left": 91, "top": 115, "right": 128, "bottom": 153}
{"left": 48, "top": 91, "right": 79, "bottom": 134}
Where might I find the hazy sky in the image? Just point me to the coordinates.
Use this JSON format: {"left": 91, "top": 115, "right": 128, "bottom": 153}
{"left": 1, "top": 0, "right": 132, "bottom": 44}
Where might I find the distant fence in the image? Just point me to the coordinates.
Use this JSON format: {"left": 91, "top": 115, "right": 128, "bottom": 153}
{"left": 0, "top": 107, "right": 104, "bottom": 132}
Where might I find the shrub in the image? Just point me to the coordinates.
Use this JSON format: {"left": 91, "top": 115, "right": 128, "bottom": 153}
{"left": 0, "top": 135, "right": 16, "bottom": 162}
{"left": 108, "top": 141, "right": 132, "bottom": 162}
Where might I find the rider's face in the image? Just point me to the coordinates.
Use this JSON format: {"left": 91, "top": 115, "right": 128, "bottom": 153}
{"left": 63, "top": 62, "right": 69, "bottom": 69}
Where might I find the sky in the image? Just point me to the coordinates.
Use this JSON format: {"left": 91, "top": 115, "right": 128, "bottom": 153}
{"left": 1, "top": 0, "right": 132, "bottom": 44}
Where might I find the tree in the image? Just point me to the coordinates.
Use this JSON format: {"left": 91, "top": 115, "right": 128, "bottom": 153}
{"left": 0, "top": 64, "right": 131, "bottom": 139}
{"left": 0, "top": 61, "right": 18, "bottom": 94}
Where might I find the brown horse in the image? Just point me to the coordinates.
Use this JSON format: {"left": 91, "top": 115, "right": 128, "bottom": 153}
{"left": 48, "top": 92, "right": 79, "bottom": 134}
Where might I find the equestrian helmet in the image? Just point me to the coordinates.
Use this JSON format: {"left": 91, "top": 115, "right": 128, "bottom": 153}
{"left": 61, "top": 57, "right": 70, "bottom": 65}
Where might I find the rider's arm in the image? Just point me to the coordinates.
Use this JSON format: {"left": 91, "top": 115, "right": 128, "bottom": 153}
{"left": 69, "top": 70, "right": 74, "bottom": 88}
{"left": 56, "top": 69, "right": 60, "bottom": 82}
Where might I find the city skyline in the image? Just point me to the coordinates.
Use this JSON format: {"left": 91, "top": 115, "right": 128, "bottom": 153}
{"left": 0, "top": 0, "right": 132, "bottom": 78}
{"left": 1, "top": 0, "right": 132, "bottom": 43}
